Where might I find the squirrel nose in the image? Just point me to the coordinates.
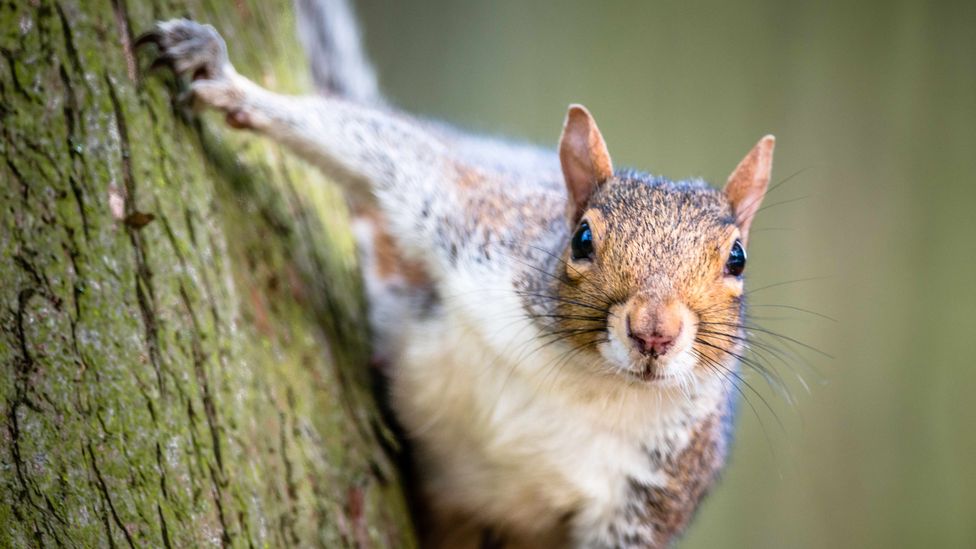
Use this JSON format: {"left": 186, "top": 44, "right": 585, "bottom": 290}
{"left": 628, "top": 326, "right": 677, "bottom": 358}
{"left": 626, "top": 302, "right": 684, "bottom": 358}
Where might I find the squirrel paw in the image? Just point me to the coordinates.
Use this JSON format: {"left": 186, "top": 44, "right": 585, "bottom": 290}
{"left": 137, "top": 19, "right": 246, "bottom": 118}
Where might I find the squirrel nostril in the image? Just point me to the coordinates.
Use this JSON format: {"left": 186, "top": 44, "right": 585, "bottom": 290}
{"left": 628, "top": 326, "right": 679, "bottom": 358}
{"left": 647, "top": 334, "right": 675, "bottom": 358}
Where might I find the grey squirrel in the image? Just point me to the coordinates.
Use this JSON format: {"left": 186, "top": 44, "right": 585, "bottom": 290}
{"left": 138, "top": 3, "right": 775, "bottom": 546}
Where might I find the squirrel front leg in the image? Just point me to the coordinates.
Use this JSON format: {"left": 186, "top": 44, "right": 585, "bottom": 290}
{"left": 139, "top": 20, "right": 453, "bottom": 246}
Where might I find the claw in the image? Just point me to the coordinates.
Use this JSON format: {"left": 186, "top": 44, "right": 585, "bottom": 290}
{"left": 135, "top": 19, "right": 238, "bottom": 113}
{"left": 133, "top": 30, "right": 161, "bottom": 50}
{"left": 136, "top": 28, "right": 172, "bottom": 79}
{"left": 148, "top": 54, "right": 174, "bottom": 73}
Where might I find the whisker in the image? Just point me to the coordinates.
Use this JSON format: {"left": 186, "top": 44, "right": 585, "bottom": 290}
{"left": 697, "top": 321, "right": 831, "bottom": 359}
{"left": 753, "top": 195, "right": 811, "bottom": 216}
{"left": 692, "top": 349, "right": 781, "bottom": 463}
{"left": 693, "top": 336, "right": 794, "bottom": 407}
{"left": 691, "top": 348, "right": 784, "bottom": 433}
{"left": 695, "top": 329, "right": 798, "bottom": 372}
{"left": 744, "top": 276, "right": 831, "bottom": 297}
{"left": 515, "top": 291, "right": 612, "bottom": 315}
{"left": 766, "top": 166, "right": 813, "bottom": 196}
{"left": 527, "top": 313, "right": 609, "bottom": 323}
{"left": 697, "top": 334, "right": 803, "bottom": 404}
{"left": 747, "top": 304, "right": 836, "bottom": 322}
{"left": 732, "top": 166, "right": 813, "bottom": 226}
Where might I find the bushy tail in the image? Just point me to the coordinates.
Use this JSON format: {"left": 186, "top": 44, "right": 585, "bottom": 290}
{"left": 293, "top": 0, "right": 382, "bottom": 104}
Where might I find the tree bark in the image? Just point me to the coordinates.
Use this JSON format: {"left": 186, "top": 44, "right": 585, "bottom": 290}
{"left": 0, "top": 0, "right": 415, "bottom": 546}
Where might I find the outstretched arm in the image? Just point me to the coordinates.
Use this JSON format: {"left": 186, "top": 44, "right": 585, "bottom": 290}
{"left": 140, "top": 20, "right": 461, "bottom": 267}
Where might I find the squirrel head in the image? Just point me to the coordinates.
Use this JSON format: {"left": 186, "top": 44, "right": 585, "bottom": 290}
{"left": 550, "top": 104, "right": 774, "bottom": 385}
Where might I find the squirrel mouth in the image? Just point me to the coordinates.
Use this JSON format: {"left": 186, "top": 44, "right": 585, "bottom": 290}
{"left": 630, "top": 362, "right": 668, "bottom": 383}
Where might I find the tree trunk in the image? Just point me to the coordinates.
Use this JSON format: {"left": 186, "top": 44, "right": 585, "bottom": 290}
{"left": 0, "top": 0, "right": 416, "bottom": 546}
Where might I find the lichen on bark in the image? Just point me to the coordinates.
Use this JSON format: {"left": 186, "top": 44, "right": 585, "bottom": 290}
{"left": 0, "top": 0, "right": 415, "bottom": 547}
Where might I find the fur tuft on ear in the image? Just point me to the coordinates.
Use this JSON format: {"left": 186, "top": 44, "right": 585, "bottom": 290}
{"left": 723, "top": 135, "right": 775, "bottom": 245}
{"left": 559, "top": 104, "right": 614, "bottom": 223}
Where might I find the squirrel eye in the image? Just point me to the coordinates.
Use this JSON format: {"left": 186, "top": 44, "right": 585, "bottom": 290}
{"left": 571, "top": 221, "right": 595, "bottom": 261}
{"left": 725, "top": 239, "right": 746, "bottom": 277}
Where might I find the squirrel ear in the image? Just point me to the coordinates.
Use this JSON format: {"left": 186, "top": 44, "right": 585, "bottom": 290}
{"left": 723, "top": 135, "right": 775, "bottom": 245}
{"left": 559, "top": 104, "right": 614, "bottom": 222}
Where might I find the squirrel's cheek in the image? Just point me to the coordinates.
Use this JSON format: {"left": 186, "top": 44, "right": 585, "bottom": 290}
{"left": 721, "top": 276, "right": 745, "bottom": 297}
{"left": 564, "top": 261, "right": 593, "bottom": 283}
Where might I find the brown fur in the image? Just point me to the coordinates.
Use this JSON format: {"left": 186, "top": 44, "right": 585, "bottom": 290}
{"left": 357, "top": 208, "right": 430, "bottom": 285}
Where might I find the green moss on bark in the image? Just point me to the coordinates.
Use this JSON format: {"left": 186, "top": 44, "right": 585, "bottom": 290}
{"left": 0, "top": 0, "right": 415, "bottom": 546}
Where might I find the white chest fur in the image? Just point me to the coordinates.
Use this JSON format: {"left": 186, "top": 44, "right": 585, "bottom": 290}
{"left": 389, "top": 272, "right": 728, "bottom": 541}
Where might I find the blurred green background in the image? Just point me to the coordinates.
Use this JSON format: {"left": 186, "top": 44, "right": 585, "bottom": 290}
{"left": 355, "top": 1, "right": 976, "bottom": 547}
